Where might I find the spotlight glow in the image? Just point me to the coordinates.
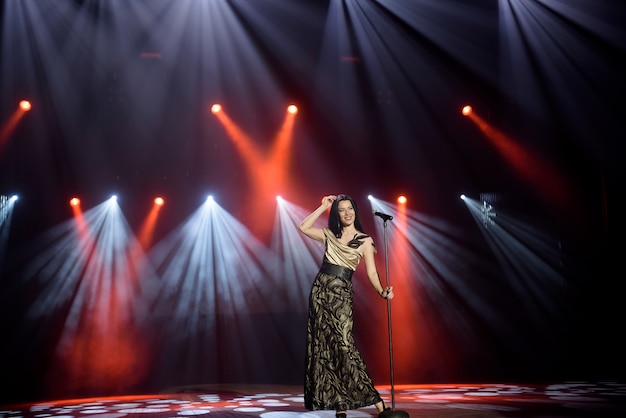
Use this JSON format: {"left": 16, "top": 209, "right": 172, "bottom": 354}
{"left": 287, "top": 104, "right": 298, "bottom": 114}
{"left": 19, "top": 100, "right": 32, "bottom": 111}
{"left": 70, "top": 197, "right": 80, "bottom": 207}
{"left": 462, "top": 105, "right": 472, "bottom": 115}
{"left": 211, "top": 104, "right": 222, "bottom": 113}
{"left": 154, "top": 197, "right": 164, "bottom": 206}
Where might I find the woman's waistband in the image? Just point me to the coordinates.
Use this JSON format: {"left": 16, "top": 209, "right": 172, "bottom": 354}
{"left": 319, "top": 262, "right": 354, "bottom": 280}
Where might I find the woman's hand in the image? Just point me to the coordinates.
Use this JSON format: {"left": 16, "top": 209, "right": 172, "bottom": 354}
{"left": 381, "top": 286, "right": 394, "bottom": 300}
{"left": 321, "top": 195, "right": 337, "bottom": 208}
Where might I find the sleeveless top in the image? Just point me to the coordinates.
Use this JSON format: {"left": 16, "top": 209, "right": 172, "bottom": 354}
{"left": 321, "top": 228, "right": 372, "bottom": 271}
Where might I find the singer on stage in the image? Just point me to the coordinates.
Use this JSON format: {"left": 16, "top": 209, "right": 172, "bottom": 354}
{"left": 299, "top": 194, "right": 395, "bottom": 418}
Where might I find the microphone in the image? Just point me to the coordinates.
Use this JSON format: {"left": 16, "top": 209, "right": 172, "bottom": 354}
{"left": 372, "top": 210, "right": 393, "bottom": 221}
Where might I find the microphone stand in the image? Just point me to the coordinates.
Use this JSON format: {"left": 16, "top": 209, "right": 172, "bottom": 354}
{"left": 377, "top": 217, "right": 409, "bottom": 418}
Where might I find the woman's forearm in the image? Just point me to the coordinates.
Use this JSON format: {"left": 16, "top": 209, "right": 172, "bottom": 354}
{"left": 300, "top": 195, "right": 335, "bottom": 236}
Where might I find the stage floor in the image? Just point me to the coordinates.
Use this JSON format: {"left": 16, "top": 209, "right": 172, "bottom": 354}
{"left": 2, "top": 381, "right": 625, "bottom": 418}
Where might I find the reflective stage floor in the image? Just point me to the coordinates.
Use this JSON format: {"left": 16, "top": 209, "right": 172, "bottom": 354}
{"left": 2, "top": 381, "right": 625, "bottom": 418}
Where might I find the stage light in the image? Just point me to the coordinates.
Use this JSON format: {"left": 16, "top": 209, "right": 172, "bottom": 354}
{"left": 154, "top": 197, "right": 164, "bottom": 206}
{"left": 462, "top": 105, "right": 472, "bottom": 116}
{"left": 481, "top": 200, "right": 496, "bottom": 227}
{"left": 70, "top": 197, "right": 80, "bottom": 207}
{"left": 460, "top": 194, "right": 466, "bottom": 200}
{"left": 10, "top": 195, "right": 18, "bottom": 202}
{"left": 397, "top": 195, "right": 407, "bottom": 204}
{"left": 211, "top": 104, "right": 222, "bottom": 114}
{"left": 19, "top": 100, "right": 31, "bottom": 111}
{"left": 287, "top": 104, "right": 298, "bottom": 114}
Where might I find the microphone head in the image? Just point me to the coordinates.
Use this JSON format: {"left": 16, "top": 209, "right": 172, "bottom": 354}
{"left": 373, "top": 210, "right": 393, "bottom": 221}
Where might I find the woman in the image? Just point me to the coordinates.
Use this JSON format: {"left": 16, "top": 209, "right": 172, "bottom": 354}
{"left": 299, "top": 194, "right": 394, "bottom": 418}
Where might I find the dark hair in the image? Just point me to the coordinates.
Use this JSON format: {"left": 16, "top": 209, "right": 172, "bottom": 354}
{"left": 328, "top": 194, "right": 366, "bottom": 238}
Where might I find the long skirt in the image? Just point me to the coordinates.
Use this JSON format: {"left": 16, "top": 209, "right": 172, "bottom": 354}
{"left": 304, "top": 269, "right": 382, "bottom": 411}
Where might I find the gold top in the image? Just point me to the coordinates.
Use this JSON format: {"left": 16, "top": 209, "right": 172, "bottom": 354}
{"left": 321, "top": 228, "right": 362, "bottom": 271}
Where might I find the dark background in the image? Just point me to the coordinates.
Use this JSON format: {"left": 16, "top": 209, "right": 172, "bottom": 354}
{"left": 1, "top": 0, "right": 625, "bottom": 405}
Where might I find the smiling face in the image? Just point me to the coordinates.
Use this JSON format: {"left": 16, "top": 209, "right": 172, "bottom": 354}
{"left": 337, "top": 199, "right": 355, "bottom": 227}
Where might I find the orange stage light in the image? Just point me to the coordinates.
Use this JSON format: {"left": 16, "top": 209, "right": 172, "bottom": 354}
{"left": 19, "top": 100, "right": 32, "bottom": 111}
{"left": 1, "top": 100, "right": 32, "bottom": 148}
{"left": 467, "top": 109, "right": 574, "bottom": 214}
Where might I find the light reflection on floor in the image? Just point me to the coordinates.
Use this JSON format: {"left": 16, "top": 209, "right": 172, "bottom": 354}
{"left": 1, "top": 381, "right": 625, "bottom": 418}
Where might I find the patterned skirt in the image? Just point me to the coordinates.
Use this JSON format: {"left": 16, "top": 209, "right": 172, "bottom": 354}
{"left": 304, "top": 265, "right": 382, "bottom": 411}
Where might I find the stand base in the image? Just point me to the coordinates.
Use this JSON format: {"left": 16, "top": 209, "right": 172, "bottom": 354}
{"left": 379, "top": 409, "right": 410, "bottom": 418}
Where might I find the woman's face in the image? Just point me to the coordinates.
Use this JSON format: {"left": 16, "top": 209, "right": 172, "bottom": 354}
{"left": 337, "top": 200, "right": 355, "bottom": 227}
